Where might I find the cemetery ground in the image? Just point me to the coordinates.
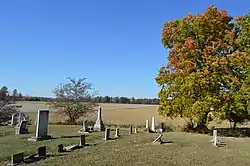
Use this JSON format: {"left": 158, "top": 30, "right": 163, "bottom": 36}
{"left": 1, "top": 125, "right": 250, "bottom": 166}
{"left": 2, "top": 101, "right": 250, "bottom": 165}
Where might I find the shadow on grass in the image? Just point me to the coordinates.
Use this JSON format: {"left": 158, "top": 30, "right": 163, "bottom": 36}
{"left": 24, "top": 153, "right": 68, "bottom": 164}
{"left": 213, "top": 128, "right": 250, "bottom": 138}
{"left": 162, "top": 141, "right": 173, "bottom": 144}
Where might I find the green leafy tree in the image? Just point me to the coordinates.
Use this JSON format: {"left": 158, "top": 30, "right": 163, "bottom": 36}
{"left": 51, "top": 77, "right": 98, "bottom": 125}
{"left": 12, "top": 89, "right": 18, "bottom": 102}
{"left": 156, "top": 6, "right": 250, "bottom": 129}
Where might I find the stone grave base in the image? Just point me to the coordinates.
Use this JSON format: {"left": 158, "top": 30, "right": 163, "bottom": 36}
{"left": 27, "top": 135, "right": 52, "bottom": 142}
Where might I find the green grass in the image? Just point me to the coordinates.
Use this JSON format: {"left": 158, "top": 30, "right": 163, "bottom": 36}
{"left": 1, "top": 125, "right": 250, "bottom": 166}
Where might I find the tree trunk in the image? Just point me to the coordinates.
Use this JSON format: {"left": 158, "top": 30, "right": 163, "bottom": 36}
{"left": 233, "top": 122, "right": 237, "bottom": 129}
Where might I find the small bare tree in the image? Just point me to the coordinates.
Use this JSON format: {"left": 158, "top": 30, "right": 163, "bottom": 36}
{"left": 51, "top": 77, "right": 98, "bottom": 125}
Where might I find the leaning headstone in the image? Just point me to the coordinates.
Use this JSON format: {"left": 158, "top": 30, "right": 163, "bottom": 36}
{"left": 37, "top": 146, "right": 46, "bottom": 158}
{"left": 129, "top": 126, "right": 133, "bottom": 134}
{"left": 79, "top": 135, "right": 85, "bottom": 146}
{"left": 28, "top": 110, "right": 51, "bottom": 141}
{"left": 114, "top": 128, "right": 120, "bottom": 138}
{"left": 93, "top": 106, "right": 105, "bottom": 131}
{"left": 104, "top": 128, "right": 110, "bottom": 141}
{"left": 159, "top": 123, "right": 165, "bottom": 133}
{"left": 9, "top": 152, "right": 24, "bottom": 166}
{"left": 63, "top": 144, "right": 79, "bottom": 151}
{"left": 152, "top": 134, "right": 163, "bottom": 144}
{"left": 151, "top": 117, "right": 155, "bottom": 132}
{"left": 15, "top": 120, "right": 28, "bottom": 134}
{"left": 134, "top": 127, "right": 138, "bottom": 134}
{"left": 11, "top": 114, "right": 18, "bottom": 126}
{"left": 145, "top": 120, "right": 149, "bottom": 129}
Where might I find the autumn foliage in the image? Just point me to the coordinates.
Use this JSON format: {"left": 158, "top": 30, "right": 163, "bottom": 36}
{"left": 156, "top": 6, "right": 250, "bottom": 129}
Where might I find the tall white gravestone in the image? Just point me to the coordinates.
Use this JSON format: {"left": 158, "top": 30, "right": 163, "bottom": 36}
{"left": 28, "top": 110, "right": 50, "bottom": 142}
{"left": 151, "top": 117, "right": 155, "bottom": 132}
{"left": 93, "top": 106, "right": 105, "bottom": 131}
{"left": 35, "top": 110, "right": 49, "bottom": 138}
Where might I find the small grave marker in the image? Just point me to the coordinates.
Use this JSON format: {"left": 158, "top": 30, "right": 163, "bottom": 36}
{"left": 79, "top": 134, "right": 85, "bottom": 146}
{"left": 114, "top": 128, "right": 120, "bottom": 138}
{"left": 134, "top": 127, "right": 138, "bottom": 134}
{"left": 159, "top": 123, "right": 165, "bottom": 133}
{"left": 104, "top": 128, "right": 110, "bottom": 141}
{"left": 37, "top": 146, "right": 46, "bottom": 158}
{"left": 9, "top": 152, "right": 24, "bottom": 166}
{"left": 15, "top": 120, "right": 28, "bottom": 134}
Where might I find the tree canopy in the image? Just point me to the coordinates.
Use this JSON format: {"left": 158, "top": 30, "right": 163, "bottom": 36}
{"left": 156, "top": 6, "right": 250, "bottom": 129}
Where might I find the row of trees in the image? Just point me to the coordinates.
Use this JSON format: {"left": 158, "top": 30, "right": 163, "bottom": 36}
{"left": 156, "top": 6, "right": 250, "bottom": 129}
{"left": 0, "top": 86, "right": 159, "bottom": 105}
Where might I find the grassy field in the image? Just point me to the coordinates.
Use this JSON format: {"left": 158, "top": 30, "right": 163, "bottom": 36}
{"left": 16, "top": 101, "right": 172, "bottom": 126}
{"left": 1, "top": 125, "right": 250, "bottom": 166}
{"left": 16, "top": 101, "right": 233, "bottom": 129}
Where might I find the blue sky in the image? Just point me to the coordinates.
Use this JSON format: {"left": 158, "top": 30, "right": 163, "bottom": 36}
{"left": 0, "top": 0, "right": 249, "bottom": 98}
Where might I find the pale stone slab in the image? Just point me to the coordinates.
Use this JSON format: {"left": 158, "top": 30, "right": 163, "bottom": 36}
{"left": 93, "top": 106, "right": 105, "bottom": 131}
{"left": 114, "top": 128, "right": 120, "bottom": 138}
{"left": 151, "top": 117, "right": 155, "bottom": 132}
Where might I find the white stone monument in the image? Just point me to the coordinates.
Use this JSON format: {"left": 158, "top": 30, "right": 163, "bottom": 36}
{"left": 151, "top": 117, "right": 155, "bottom": 132}
{"left": 145, "top": 120, "right": 149, "bottom": 129}
{"left": 93, "top": 106, "right": 105, "bottom": 131}
{"left": 28, "top": 110, "right": 51, "bottom": 141}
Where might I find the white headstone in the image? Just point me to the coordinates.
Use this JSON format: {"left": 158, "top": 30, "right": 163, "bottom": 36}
{"left": 11, "top": 114, "right": 18, "bottom": 125}
{"left": 146, "top": 120, "right": 149, "bottom": 129}
{"left": 151, "top": 117, "right": 155, "bottom": 132}
{"left": 93, "top": 106, "right": 105, "bottom": 131}
{"left": 35, "top": 110, "right": 49, "bottom": 138}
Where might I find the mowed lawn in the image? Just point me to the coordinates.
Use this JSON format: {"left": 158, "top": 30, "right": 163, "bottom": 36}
{"left": 1, "top": 125, "right": 250, "bottom": 166}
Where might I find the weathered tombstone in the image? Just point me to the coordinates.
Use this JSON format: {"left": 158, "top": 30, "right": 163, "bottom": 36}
{"left": 104, "top": 128, "right": 110, "bottom": 141}
{"left": 28, "top": 110, "right": 50, "bottom": 141}
{"left": 129, "top": 126, "right": 133, "bottom": 134}
{"left": 79, "top": 134, "right": 85, "bottom": 146}
{"left": 210, "top": 129, "right": 219, "bottom": 146}
{"left": 58, "top": 144, "right": 65, "bottom": 153}
{"left": 134, "top": 127, "right": 138, "bottom": 134}
{"left": 145, "top": 120, "right": 149, "bottom": 129}
{"left": 78, "top": 120, "right": 89, "bottom": 133}
{"left": 9, "top": 152, "right": 24, "bottom": 166}
{"left": 114, "top": 128, "right": 120, "bottom": 138}
{"left": 37, "top": 146, "right": 46, "bottom": 158}
{"left": 11, "top": 114, "right": 18, "bottom": 125}
{"left": 93, "top": 106, "right": 105, "bottom": 131}
{"left": 159, "top": 123, "right": 165, "bottom": 133}
{"left": 152, "top": 134, "right": 163, "bottom": 144}
{"left": 151, "top": 117, "right": 155, "bottom": 132}
{"left": 15, "top": 120, "right": 28, "bottom": 134}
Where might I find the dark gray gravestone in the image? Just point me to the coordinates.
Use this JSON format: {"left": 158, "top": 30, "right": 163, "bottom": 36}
{"left": 79, "top": 135, "right": 85, "bottom": 146}
{"left": 58, "top": 144, "right": 65, "bottom": 153}
{"left": 15, "top": 120, "right": 28, "bottom": 134}
{"left": 9, "top": 152, "right": 24, "bottom": 166}
{"left": 159, "top": 123, "right": 165, "bottom": 133}
{"left": 37, "top": 146, "right": 46, "bottom": 158}
{"left": 129, "top": 126, "right": 132, "bottom": 134}
{"left": 104, "top": 128, "right": 110, "bottom": 141}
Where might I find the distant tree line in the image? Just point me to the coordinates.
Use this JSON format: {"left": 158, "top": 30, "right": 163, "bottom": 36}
{"left": 0, "top": 86, "right": 160, "bottom": 105}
